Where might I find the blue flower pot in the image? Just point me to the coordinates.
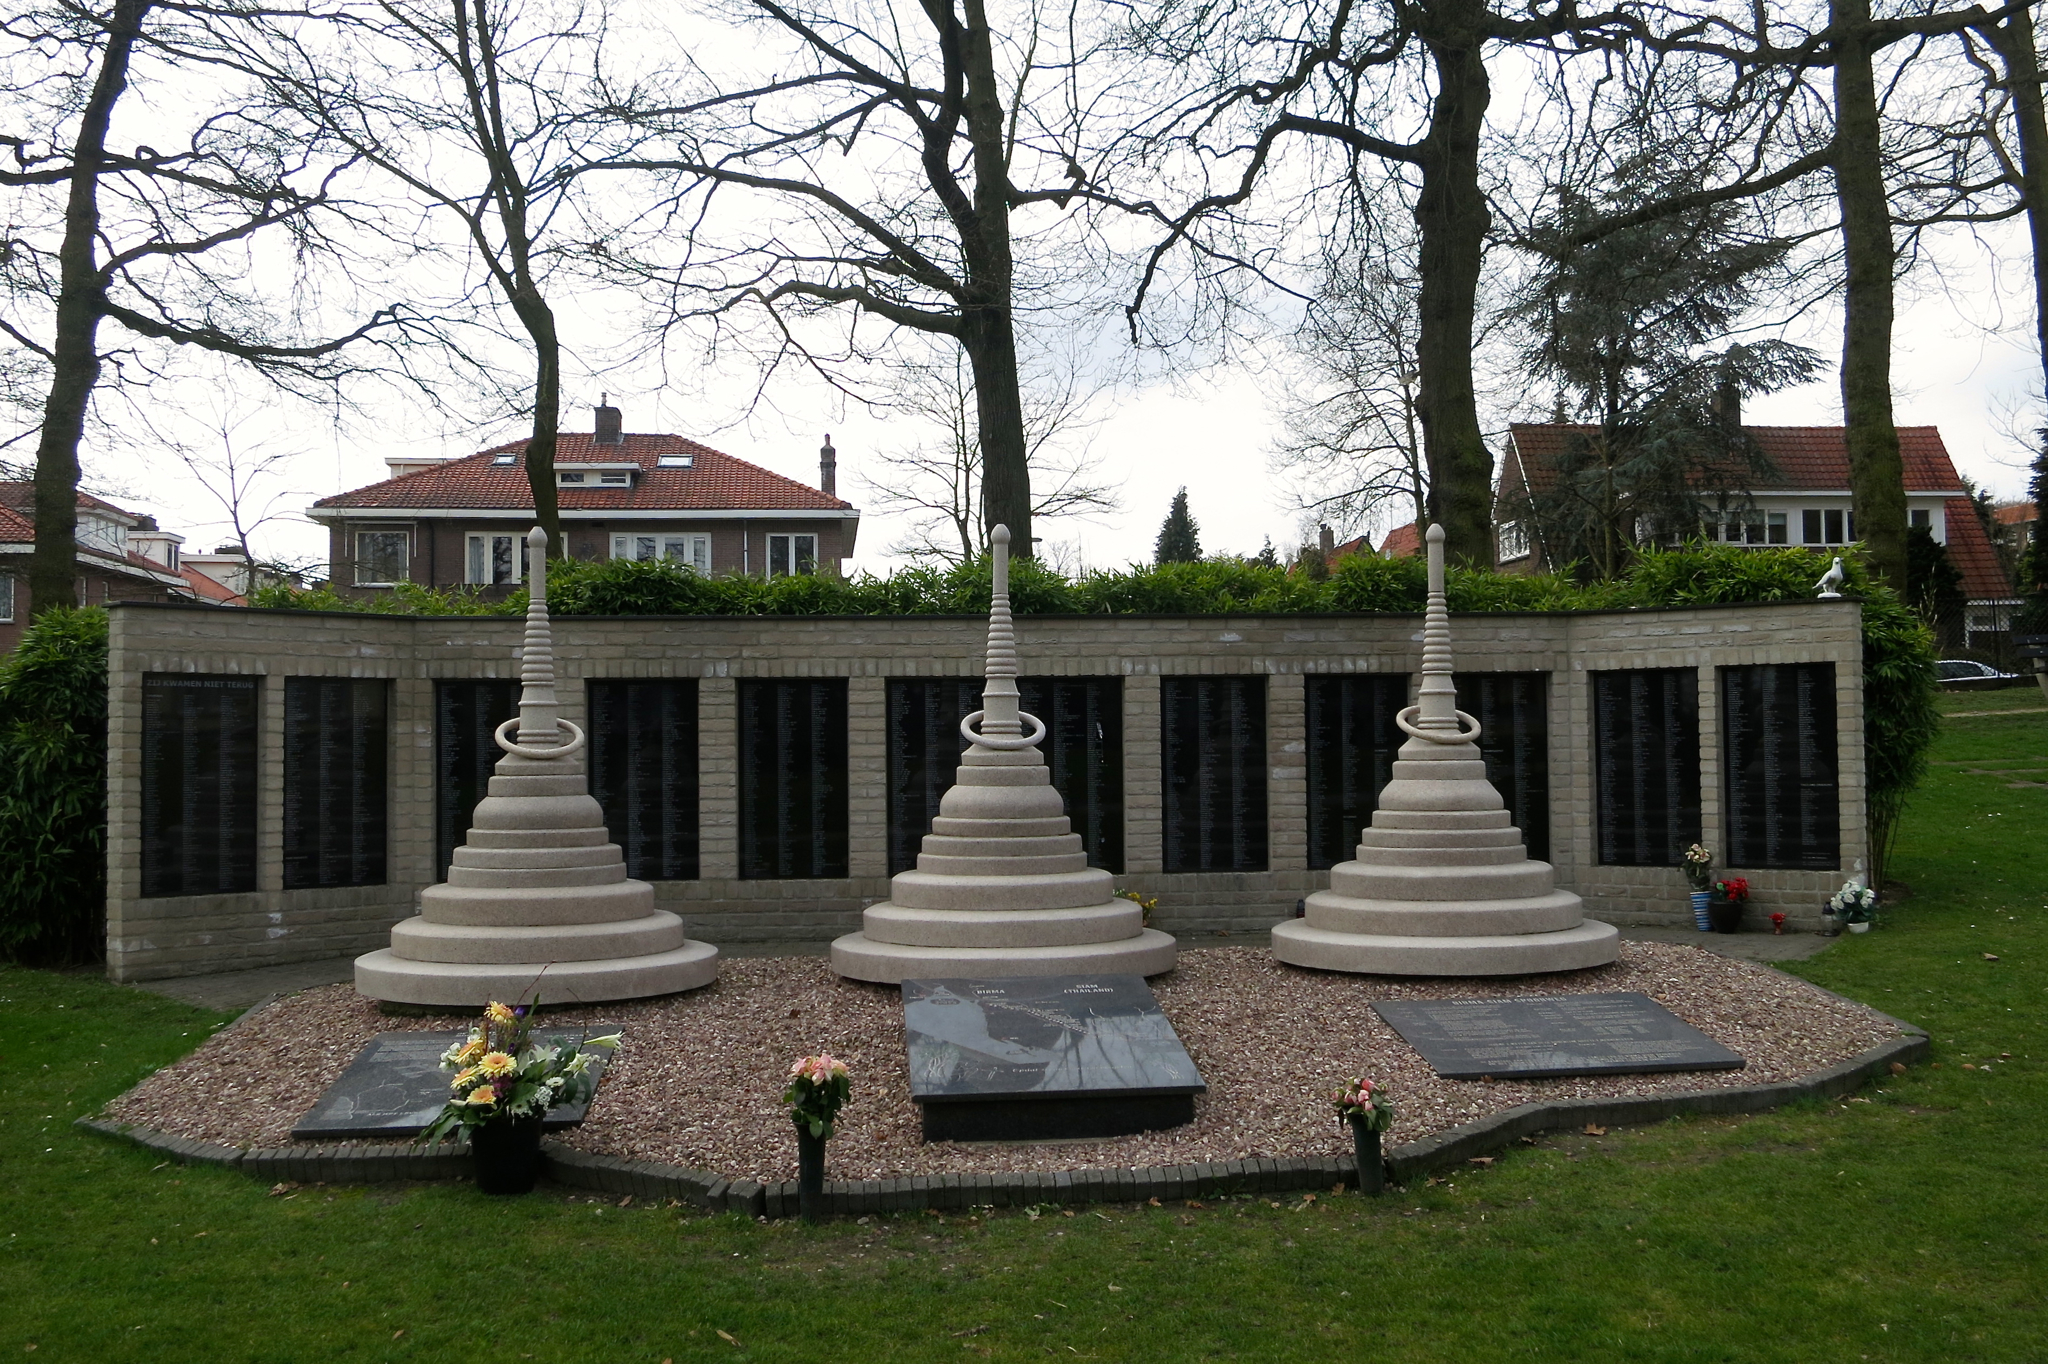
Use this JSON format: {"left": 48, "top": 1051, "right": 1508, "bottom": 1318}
{"left": 1690, "top": 890, "right": 1712, "bottom": 931}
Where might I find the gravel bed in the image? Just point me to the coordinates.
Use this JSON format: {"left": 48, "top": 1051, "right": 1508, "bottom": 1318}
{"left": 104, "top": 942, "right": 1902, "bottom": 1182}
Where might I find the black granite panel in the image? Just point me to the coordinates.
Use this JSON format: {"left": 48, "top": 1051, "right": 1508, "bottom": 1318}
{"left": 1456, "top": 672, "right": 1551, "bottom": 863}
{"left": 738, "top": 678, "right": 848, "bottom": 879}
{"left": 290, "top": 1026, "right": 619, "bottom": 1139}
{"left": 1162, "top": 676, "right": 1268, "bottom": 873}
{"left": 588, "top": 679, "right": 700, "bottom": 880}
{"left": 1021, "top": 677, "right": 1124, "bottom": 874}
{"left": 141, "top": 675, "right": 260, "bottom": 898}
{"left": 1374, "top": 993, "right": 1743, "bottom": 1079}
{"left": 433, "top": 680, "right": 519, "bottom": 880}
{"left": 1721, "top": 663, "right": 1840, "bottom": 869}
{"left": 1593, "top": 668, "right": 1701, "bottom": 866}
{"left": 282, "top": 678, "right": 388, "bottom": 890}
{"left": 904, "top": 975, "right": 1204, "bottom": 1141}
{"left": 884, "top": 678, "right": 981, "bottom": 875}
{"left": 1304, "top": 674, "right": 1406, "bottom": 869}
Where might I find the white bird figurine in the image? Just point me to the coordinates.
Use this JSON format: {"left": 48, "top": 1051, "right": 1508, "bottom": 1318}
{"left": 1815, "top": 556, "right": 1845, "bottom": 600}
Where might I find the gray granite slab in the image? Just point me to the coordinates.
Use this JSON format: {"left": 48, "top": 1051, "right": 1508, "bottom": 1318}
{"left": 1373, "top": 992, "right": 1743, "bottom": 1080}
{"left": 291, "top": 1025, "right": 619, "bottom": 1140}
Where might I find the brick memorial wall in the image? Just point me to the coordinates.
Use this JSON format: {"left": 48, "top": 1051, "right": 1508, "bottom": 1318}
{"left": 103, "top": 598, "right": 1870, "bottom": 981}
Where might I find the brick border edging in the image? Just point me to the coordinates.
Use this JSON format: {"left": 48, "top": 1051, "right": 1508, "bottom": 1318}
{"left": 75, "top": 1010, "right": 1926, "bottom": 1217}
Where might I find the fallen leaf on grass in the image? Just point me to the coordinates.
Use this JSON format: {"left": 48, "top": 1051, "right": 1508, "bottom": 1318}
{"left": 391, "top": 1330, "right": 404, "bottom": 1340}
{"left": 1468, "top": 1157, "right": 1494, "bottom": 1167}
{"left": 1147, "top": 1198, "right": 1161, "bottom": 1207}
{"left": 1889, "top": 1062, "right": 1907, "bottom": 1075}
{"left": 268, "top": 1183, "right": 299, "bottom": 1197}
{"left": 1983, "top": 953, "right": 2000, "bottom": 961}
{"left": 618, "top": 1196, "right": 632, "bottom": 1208}
{"left": 1584, "top": 1124, "right": 1608, "bottom": 1136}
{"left": 1107, "top": 1285, "right": 1122, "bottom": 1293}
{"left": 950, "top": 1326, "right": 989, "bottom": 1338}
{"left": 1186, "top": 1201, "right": 1206, "bottom": 1210}
{"left": 716, "top": 1330, "right": 740, "bottom": 1346}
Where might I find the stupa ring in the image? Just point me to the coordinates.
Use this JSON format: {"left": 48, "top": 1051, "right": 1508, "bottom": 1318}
{"left": 493, "top": 716, "right": 588, "bottom": 760}
{"left": 959, "top": 708, "right": 1047, "bottom": 751}
{"left": 1394, "top": 705, "right": 1482, "bottom": 745}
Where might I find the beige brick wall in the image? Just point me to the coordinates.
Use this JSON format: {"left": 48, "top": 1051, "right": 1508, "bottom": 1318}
{"left": 104, "top": 598, "right": 1869, "bottom": 981}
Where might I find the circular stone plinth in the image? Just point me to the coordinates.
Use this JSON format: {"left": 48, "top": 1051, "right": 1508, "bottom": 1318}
{"left": 354, "top": 939, "right": 719, "bottom": 1007}
{"left": 829, "top": 927, "right": 1179, "bottom": 985}
{"left": 1270, "top": 918, "right": 1620, "bottom": 976}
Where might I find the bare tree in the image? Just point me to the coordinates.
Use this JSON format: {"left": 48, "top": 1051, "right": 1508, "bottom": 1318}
{"left": 0, "top": 0, "right": 395, "bottom": 618}
{"left": 601, "top": 0, "right": 1146, "bottom": 558}
{"left": 862, "top": 349, "right": 1118, "bottom": 563}
{"left": 168, "top": 401, "right": 323, "bottom": 586}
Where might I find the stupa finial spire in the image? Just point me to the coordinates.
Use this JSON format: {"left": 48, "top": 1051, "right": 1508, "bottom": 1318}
{"left": 975, "top": 524, "right": 1026, "bottom": 742}
{"left": 1412, "top": 522, "right": 1462, "bottom": 733}
{"left": 514, "top": 525, "right": 562, "bottom": 744}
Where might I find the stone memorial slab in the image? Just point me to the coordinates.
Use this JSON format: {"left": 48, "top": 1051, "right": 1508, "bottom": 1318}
{"left": 904, "top": 976, "right": 1204, "bottom": 1141}
{"left": 291, "top": 1026, "right": 620, "bottom": 1140}
{"left": 1373, "top": 993, "right": 1742, "bottom": 1080}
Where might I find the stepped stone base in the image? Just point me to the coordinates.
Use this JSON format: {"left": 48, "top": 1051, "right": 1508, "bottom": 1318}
{"left": 355, "top": 939, "right": 720, "bottom": 1007}
{"left": 1271, "top": 918, "right": 1620, "bottom": 977}
{"left": 830, "top": 927, "right": 1179, "bottom": 985}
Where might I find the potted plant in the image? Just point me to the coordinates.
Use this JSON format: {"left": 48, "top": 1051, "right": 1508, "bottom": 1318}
{"left": 1682, "top": 845, "right": 1715, "bottom": 931}
{"left": 420, "top": 1002, "right": 621, "bottom": 1195}
{"left": 784, "top": 1054, "right": 851, "bottom": 1223}
{"left": 1708, "top": 877, "right": 1749, "bottom": 934}
{"left": 1828, "top": 881, "right": 1879, "bottom": 934}
{"left": 1332, "top": 1076, "right": 1394, "bottom": 1195}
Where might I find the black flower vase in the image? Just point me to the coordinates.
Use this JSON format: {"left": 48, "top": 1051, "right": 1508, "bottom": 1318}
{"left": 1348, "top": 1117, "right": 1386, "bottom": 1195}
{"left": 470, "top": 1116, "right": 544, "bottom": 1195}
{"left": 1707, "top": 892, "right": 1744, "bottom": 935}
{"left": 796, "top": 1123, "right": 827, "bottom": 1223}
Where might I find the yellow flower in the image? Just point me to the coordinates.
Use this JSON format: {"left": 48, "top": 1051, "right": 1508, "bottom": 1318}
{"left": 451, "top": 1066, "right": 480, "bottom": 1089}
{"left": 485, "top": 1002, "right": 517, "bottom": 1024}
{"left": 478, "top": 1051, "right": 517, "bottom": 1078}
{"left": 456, "top": 1040, "right": 485, "bottom": 1064}
{"left": 466, "top": 1086, "right": 497, "bottom": 1106}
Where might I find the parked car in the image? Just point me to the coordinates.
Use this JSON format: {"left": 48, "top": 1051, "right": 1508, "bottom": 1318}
{"left": 1936, "top": 659, "right": 2022, "bottom": 688}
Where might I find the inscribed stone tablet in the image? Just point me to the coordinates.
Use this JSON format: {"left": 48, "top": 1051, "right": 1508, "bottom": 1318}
{"left": 291, "top": 1026, "right": 619, "bottom": 1140}
{"left": 1373, "top": 993, "right": 1742, "bottom": 1080}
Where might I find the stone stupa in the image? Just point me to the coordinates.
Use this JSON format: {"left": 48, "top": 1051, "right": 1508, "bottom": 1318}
{"left": 831, "top": 526, "right": 1177, "bottom": 985}
{"left": 1271, "top": 524, "right": 1619, "bottom": 976}
{"left": 356, "top": 528, "right": 719, "bottom": 1007}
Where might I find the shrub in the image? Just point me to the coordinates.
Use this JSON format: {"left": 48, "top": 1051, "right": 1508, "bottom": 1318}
{"left": 0, "top": 608, "right": 110, "bottom": 964}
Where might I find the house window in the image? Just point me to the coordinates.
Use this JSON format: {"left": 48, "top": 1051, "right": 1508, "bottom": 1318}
{"left": 612, "top": 534, "right": 711, "bottom": 571}
{"left": 465, "top": 533, "right": 528, "bottom": 585}
{"left": 558, "top": 471, "right": 585, "bottom": 484}
{"left": 0, "top": 573, "right": 13, "bottom": 623}
{"left": 1803, "top": 509, "right": 1853, "bottom": 545}
{"left": 1498, "top": 521, "right": 1530, "bottom": 560}
{"left": 598, "top": 470, "right": 630, "bottom": 485}
{"left": 354, "top": 530, "right": 410, "bottom": 585}
{"left": 490, "top": 453, "right": 516, "bottom": 466}
{"left": 1910, "top": 508, "right": 1931, "bottom": 530}
{"left": 657, "top": 453, "right": 693, "bottom": 468}
{"left": 766, "top": 533, "right": 818, "bottom": 578}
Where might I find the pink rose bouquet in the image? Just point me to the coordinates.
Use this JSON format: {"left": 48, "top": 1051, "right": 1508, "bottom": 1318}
{"left": 1332, "top": 1076, "right": 1395, "bottom": 1133}
{"left": 784, "top": 1053, "right": 852, "bottom": 1140}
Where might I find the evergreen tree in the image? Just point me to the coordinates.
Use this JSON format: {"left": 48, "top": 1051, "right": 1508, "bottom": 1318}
{"left": 1904, "top": 525, "right": 1966, "bottom": 652}
{"left": 2018, "top": 435, "right": 2048, "bottom": 634}
{"left": 1251, "top": 537, "right": 1280, "bottom": 569}
{"left": 1155, "top": 489, "right": 1201, "bottom": 564}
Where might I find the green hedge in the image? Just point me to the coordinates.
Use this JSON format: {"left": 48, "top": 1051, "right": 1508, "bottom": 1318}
{"left": 0, "top": 608, "right": 110, "bottom": 964}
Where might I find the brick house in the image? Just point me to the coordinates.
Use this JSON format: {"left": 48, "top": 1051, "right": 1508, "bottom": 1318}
{"left": 0, "top": 485, "right": 200, "bottom": 653}
{"left": 1495, "top": 422, "right": 2018, "bottom": 647}
{"left": 308, "top": 402, "right": 859, "bottom": 595}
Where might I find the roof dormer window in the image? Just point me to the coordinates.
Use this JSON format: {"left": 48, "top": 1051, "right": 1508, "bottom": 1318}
{"left": 599, "top": 470, "right": 631, "bottom": 485}
{"left": 558, "top": 471, "right": 585, "bottom": 484}
{"left": 491, "top": 453, "right": 515, "bottom": 466}
{"left": 657, "top": 453, "right": 694, "bottom": 468}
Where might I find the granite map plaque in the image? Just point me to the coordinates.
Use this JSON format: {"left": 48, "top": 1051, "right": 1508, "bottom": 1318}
{"left": 1162, "top": 676, "right": 1268, "bottom": 874}
{"left": 1722, "top": 663, "right": 1840, "bottom": 870}
{"left": 291, "top": 1026, "right": 620, "bottom": 1140}
{"left": 589, "top": 679, "right": 701, "bottom": 880}
{"left": 283, "top": 678, "right": 388, "bottom": 891}
{"left": 904, "top": 975, "right": 1205, "bottom": 1141}
{"left": 1305, "top": 674, "right": 1407, "bottom": 870}
{"left": 738, "top": 678, "right": 849, "bottom": 879}
{"left": 434, "top": 679, "right": 518, "bottom": 880}
{"left": 141, "top": 674, "right": 260, "bottom": 899}
{"left": 1593, "top": 669, "right": 1701, "bottom": 867}
{"left": 1373, "top": 992, "right": 1744, "bottom": 1080}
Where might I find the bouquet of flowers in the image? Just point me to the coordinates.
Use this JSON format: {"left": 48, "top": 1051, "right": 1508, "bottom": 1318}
{"left": 419, "top": 1001, "right": 621, "bottom": 1146}
{"left": 1332, "top": 1076, "right": 1395, "bottom": 1133}
{"left": 1828, "top": 881, "right": 1878, "bottom": 924}
{"left": 1115, "top": 888, "right": 1159, "bottom": 925}
{"left": 1682, "top": 844, "right": 1714, "bottom": 892}
{"left": 784, "top": 1053, "right": 851, "bottom": 1140}
{"left": 1714, "top": 877, "right": 1750, "bottom": 903}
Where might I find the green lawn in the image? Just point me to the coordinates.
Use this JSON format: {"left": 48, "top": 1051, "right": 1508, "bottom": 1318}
{"left": 4, "top": 706, "right": 2045, "bottom": 1362}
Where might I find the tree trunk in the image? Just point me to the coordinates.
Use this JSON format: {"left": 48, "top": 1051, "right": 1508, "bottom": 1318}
{"left": 1833, "top": 0, "right": 1909, "bottom": 594}
{"left": 1985, "top": 8, "right": 2048, "bottom": 404}
{"left": 516, "top": 291, "right": 562, "bottom": 554}
{"left": 953, "top": 0, "right": 1031, "bottom": 556}
{"left": 1412, "top": 2, "right": 1494, "bottom": 567}
{"left": 28, "top": 0, "right": 150, "bottom": 618}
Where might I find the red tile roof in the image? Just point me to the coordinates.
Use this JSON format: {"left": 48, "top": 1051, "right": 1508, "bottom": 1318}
{"left": 1994, "top": 501, "right": 2039, "bottom": 526}
{"left": 0, "top": 503, "right": 30, "bottom": 539}
{"left": 1377, "top": 523, "right": 1421, "bottom": 558}
{"left": 1942, "top": 498, "right": 2017, "bottom": 602}
{"left": 1505, "top": 424, "right": 1968, "bottom": 494}
{"left": 314, "top": 432, "right": 852, "bottom": 513}
{"left": 0, "top": 482, "right": 139, "bottom": 520}
{"left": 178, "top": 564, "right": 246, "bottom": 605}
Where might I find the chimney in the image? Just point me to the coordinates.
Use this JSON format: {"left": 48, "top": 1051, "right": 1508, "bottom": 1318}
{"left": 594, "top": 394, "right": 623, "bottom": 446}
{"left": 1318, "top": 523, "right": 1335, "bottom": 556}
{"left": 1713, "top": 374, "right": 1741, "bottom": 430}
{"left": 820, "top": 433, "right": 838, "bottom": 497}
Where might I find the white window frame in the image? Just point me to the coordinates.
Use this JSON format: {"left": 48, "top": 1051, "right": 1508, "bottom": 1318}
{"left": 353, "top": 529, "right": 411, "bottom": 586}
{"left": 465, "top": 532, "right": 529, "bottom": 585}
{"left": 765, "top": 532, "right": 818, "bottom": 578}
{"left": 611, "top": 533, "right": 712, "bottom": 572}
{"left": 1498, "top": 521, "right": 1530, "bottom": 561}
